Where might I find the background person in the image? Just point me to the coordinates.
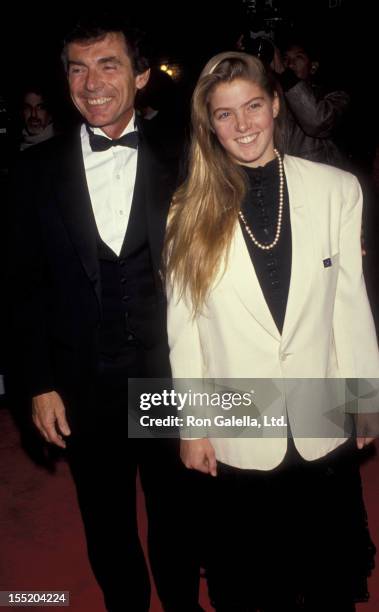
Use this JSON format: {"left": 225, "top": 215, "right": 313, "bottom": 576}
{"left": 272, "top": 33, "right": 351, "bottom": 168}
{"left": 19, "top": 84, "right": 55, "bottom": 150}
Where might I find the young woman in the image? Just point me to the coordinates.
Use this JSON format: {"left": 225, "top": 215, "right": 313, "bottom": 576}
{"left": 164, "top": 51, "right": 378, "bottom": 611}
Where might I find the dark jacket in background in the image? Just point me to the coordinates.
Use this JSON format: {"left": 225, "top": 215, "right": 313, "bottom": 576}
{"left": 279, "top": 69, "right": 350, "bottom": 169}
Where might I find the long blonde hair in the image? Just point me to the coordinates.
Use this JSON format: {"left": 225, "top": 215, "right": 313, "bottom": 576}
{"left": 164, "top": 51, "right": 281, "bottom": 314}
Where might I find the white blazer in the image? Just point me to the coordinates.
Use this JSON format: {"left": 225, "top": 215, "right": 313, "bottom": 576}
{"left": 167, "top": 155, "right": 379, "bottom": 469}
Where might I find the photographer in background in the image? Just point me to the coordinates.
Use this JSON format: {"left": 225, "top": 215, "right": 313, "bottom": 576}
{"left": 238, "top": 29, "right": 351, "bottom": 169}
{"left": 272, "top": 34, "right": 351, "bottom": 169}
{"left": 236, "top": 28, "right": 275, "bottom": 66}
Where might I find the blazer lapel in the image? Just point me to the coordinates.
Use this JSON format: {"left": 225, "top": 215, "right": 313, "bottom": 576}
{"left": 227, "top": 225, "right": 281, "bottom": 341}
{"left": 281, "top": 155, "right": 314, "bottom": 344}
{"left": 120, "top": 142, "right": 148, "bottom": 257}
{"left": 226, "top": 155, "right": 314, "bottom": 343}
{"left": 53, "top": 129, "right": 101, "bottom": 305}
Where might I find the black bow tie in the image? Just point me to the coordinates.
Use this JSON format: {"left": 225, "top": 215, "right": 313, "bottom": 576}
{"left": 87, "top": 126, "right": 139, "bottom": 152}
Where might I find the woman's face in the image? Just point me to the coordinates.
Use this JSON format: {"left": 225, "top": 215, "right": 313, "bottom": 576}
{"left": 209, "top": 78, "right": 278, "bottom": 168}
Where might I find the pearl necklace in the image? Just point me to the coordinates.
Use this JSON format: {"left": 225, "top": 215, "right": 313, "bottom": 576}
{"left": 238, "top": 149, "right": 284, "bottom": 251}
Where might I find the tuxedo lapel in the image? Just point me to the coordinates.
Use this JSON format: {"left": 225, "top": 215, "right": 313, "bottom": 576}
{"left": 52, "top": 129, "right": 101, "bottom": 305}
{"left": 281, "top": 156, "right": 314, "bottom": 343}
{"left": 139, "top": 137, "right": 175, "bottom": 278}
{"left": 120, "top": 144, "right": 146, "bottom": 257}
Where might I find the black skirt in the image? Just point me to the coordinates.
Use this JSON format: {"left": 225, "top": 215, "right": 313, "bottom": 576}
{"left": 204, "top": 438, "right": 375, "bottom": 611}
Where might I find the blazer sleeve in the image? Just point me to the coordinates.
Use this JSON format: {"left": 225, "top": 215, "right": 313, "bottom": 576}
{"left": 166, "top": 280, "right": 205, "bottom": 378}
{"left": 333, "top": 172, "right": 379, "bottom": 381}
{"left": 166, "top": 279, "right": 209, "bottom": 437}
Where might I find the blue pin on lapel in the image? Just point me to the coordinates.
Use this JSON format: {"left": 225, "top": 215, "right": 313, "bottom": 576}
{"left": 323, "top": 258, "right": 332, "bottom": 268}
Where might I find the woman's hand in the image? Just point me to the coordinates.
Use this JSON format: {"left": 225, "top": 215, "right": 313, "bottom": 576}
{"left": 357, "top": 435, "right": 375, "bottom": 449}
{"left": 355, "top": 413, "right": 379, "bottom": 449}
{"left": 180, "top": 439, "right": 217, "bottom": 476}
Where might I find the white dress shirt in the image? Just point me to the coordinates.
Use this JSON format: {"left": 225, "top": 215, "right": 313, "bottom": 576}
{"left": 81, "top": 115, "right": 138, "bottom": 256}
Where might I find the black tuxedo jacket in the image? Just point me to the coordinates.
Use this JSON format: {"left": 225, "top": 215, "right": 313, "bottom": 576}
{"left": 7, "top": 123, "right": 175, "bottom": 398}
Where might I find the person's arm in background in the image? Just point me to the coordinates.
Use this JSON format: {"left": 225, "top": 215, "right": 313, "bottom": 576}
{"left": 272, "top": 46, "right": 350, "bottom": 138}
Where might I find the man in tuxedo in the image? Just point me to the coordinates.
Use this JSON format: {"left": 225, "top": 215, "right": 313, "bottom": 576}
{"left": 8, "top": 14, "right": 201, "bottom": 612}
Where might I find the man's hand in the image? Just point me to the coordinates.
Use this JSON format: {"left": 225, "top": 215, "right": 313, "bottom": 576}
{"left": 180, "top": 439, "right": 217, "bottom": 476}
{"left": 32, "top": 391, "right": 71, "bottom": 448}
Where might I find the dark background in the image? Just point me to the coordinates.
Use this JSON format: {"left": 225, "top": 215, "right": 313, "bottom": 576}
{"left": 0, "top": 0, "right": 377, "bottom": 163}
{"left": 0, "top": 0, "right": 375, "bottom": 103}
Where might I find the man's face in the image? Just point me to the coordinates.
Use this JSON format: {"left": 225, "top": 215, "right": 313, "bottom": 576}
{"left": 283, "top": 45, "right": 312, "bottom": 81}
{"left": 67, "top": 31, "right": 149, "bottom": 139}
{"left": 23, "top": 92, "right": 51, "bottom": 135}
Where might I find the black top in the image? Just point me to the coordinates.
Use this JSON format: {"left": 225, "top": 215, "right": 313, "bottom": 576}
{"left": 239, "top": 157, "right": 292, "bottom": 334}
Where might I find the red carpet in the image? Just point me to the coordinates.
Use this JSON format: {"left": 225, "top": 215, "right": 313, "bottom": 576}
{"left": 0, "top": 404, "right": 378, "bottom": 611}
